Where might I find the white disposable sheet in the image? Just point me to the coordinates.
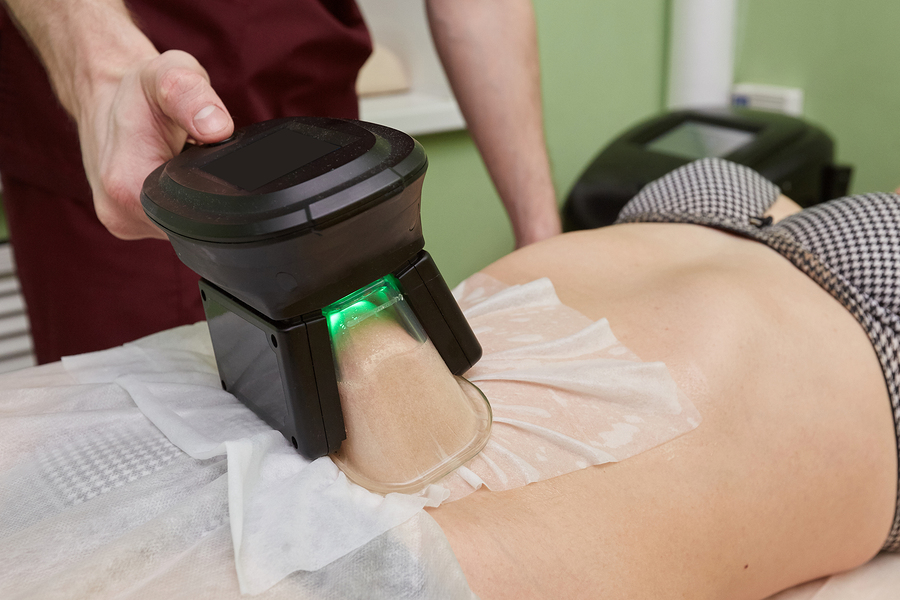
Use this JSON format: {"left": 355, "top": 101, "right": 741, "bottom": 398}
{"left": 1, "top": 275, "right": 702, "bottom": 598}
{"left": 439, "top": 274, "right": 700, "bottom": 499}
{"left": 0, "top": 331, "right": 466, "bottom": 600}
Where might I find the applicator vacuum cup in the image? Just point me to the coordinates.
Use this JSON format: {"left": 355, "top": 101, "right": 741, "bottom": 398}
{"left": 141, "top": 117, "right": 486, "bottom": 475}
{"left": 325, "top": 276, "right": 491, "bottom": 493}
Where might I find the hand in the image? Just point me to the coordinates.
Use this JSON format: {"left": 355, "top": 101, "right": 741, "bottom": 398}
{"left": 76, "top": 49, "right": 233, "bottom": 239}
{"left": 509, "top": 197, "right": 562, "bottom": 249}
{"left": 515, "top": 219, "right": 562, "bottom": 249}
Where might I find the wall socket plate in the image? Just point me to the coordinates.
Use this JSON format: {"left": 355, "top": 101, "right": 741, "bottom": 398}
{"left": 732, "top": 83, "right": 804, "bottom": 116}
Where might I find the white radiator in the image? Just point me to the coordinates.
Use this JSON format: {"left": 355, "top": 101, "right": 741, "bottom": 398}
{"left": 0, "top": 243, "right": 36, "bottom": 373}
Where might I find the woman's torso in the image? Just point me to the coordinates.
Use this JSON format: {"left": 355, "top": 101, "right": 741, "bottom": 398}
{"left": 438, "top": 222, "right": 897, "bottom": 600}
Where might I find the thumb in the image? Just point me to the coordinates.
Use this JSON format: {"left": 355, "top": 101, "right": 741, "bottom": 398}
{"left": 142, "top": 49, "right": 234, "bottom": 144}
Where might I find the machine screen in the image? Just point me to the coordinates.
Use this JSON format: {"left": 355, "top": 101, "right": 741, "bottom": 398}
{"left": 202, "top": 128, "right": 341, "bottom": 191}
{"left": 646, "top": 120, "right": 756, "bottom": 160}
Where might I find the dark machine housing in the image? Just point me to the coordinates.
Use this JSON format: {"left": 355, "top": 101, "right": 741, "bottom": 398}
{"left": 564, "top": 107, "right": 853, "bottom": 230}
{"left": 141, "top": 117, "right": 482, "bottom": 459}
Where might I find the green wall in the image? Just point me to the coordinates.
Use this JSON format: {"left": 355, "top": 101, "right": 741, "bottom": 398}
{"left": 418, "top": 0, "right": 668, "bottom": 287}
{"left": 422, "top": 0, "right": 900, "bottom": 288}
{"left": 734, "top": 0, "right": 900, "bottom": 195}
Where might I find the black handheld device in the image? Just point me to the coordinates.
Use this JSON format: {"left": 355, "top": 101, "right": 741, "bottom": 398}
{"left": 141, "top": 117, "right": 482, "bottom": 459}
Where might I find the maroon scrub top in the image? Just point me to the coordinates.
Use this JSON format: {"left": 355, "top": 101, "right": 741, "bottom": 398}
{"left": 0, "top": 1, "right": 372, "bottom": 364}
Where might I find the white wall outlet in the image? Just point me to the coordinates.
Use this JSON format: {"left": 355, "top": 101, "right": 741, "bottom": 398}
{"left": 731, "top": 83, "right": 804, "bottom": 116}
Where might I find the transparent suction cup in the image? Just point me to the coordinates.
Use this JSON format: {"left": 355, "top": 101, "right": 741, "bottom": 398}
{"left": 324, "top": 276, "right": 492, "bottom": 494}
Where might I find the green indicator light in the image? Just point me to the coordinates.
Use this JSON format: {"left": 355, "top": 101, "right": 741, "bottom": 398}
{"left": 323, "top": 276, "right": 404, "bottom": 340}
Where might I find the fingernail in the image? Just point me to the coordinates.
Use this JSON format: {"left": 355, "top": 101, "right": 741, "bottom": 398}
{"left": 193, "top": 105, "right": 228, "bottom": 136}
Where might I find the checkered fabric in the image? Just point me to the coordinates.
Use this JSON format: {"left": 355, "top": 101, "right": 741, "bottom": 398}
{"left": 618, "top": 158, "right": 781, "bottom": 230}
{"left": 617, "top": 158, "right": 900, "bottom": 552}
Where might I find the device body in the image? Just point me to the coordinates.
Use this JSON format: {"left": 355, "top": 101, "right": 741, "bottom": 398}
{"left": 564, "top": 107, "right": 852, "bottom": 230}
{"left": 141, "top": 117, "right": 482, "bottom": 459}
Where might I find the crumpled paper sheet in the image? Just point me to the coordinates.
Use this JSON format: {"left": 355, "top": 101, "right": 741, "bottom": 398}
{"left": 1, "top": 274, "right": 700, "bottom": 598}
{"left": 57, "top": 325, "right": 448, "bottom": 596}
{"left": 435, "top": 274, "right": 700, "bottom": 500}
{"left": 0, "top": 330, "right": 471, "bottom": 600}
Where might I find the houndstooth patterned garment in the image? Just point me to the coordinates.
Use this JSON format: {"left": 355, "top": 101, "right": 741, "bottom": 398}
{"left": 617, "top": 158, "right": 900, "bottom": 553}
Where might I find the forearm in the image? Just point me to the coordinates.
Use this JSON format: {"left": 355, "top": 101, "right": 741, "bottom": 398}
{"left": 3, "top": 0, "right": 157, "bottom": 120}
{"left": 426, "top": 0, "right": 560, "bottom": 248}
